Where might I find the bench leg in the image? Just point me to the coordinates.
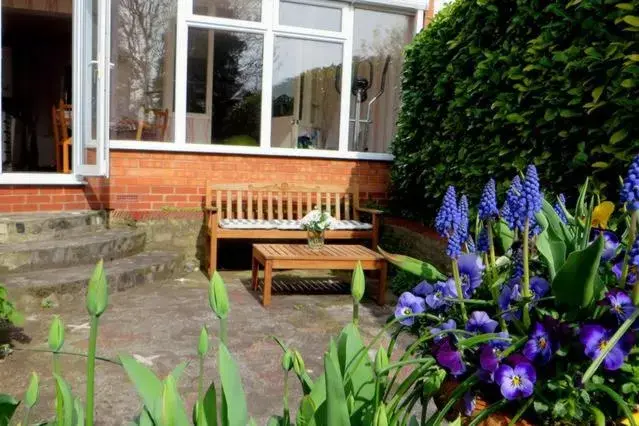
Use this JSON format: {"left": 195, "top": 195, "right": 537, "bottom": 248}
{"left": 252, "top": 257, "right": 259, "bottom": 291}
{"left": 208, "top": 235, "right": 218, "bottom": 278}
{"left": 377, "top": 262, "right": 387, "bottom": 306}
{"left": 263, "top": 261, "right": 273, "bottom": 307}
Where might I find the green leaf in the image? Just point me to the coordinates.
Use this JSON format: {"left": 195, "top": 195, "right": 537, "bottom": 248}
{"left": 377, "top": 247, "right": 446, "bottom": 281}
{"left": 617, "top": 3, "right": 634, "bottom": 10}
{"left": 296, "top": 395, "right": 316, "bottom": 426}
{"left": 494, "top": 219, "right": 514, "bottom": 252}
{"left": 0, "top": 394, "right": 19, "bottom": 426}
{"left": 506, "top": 113, "right": 525, "bottom": 123}
{"left": 536, "top": 230, "right": 567, "bottom": 280}
{"left": 53, "top": 373, "right": 74, "bottom": 426}
{"left": 592, "top": 161, "right": 609, "bottom": 168}
{"left": 589, "top": 406, "right": 605, "bottom": 426}
{"left": 591, "top": 86, "right": 604, "bottom": 102}
{"left": 73, "top": 398, "right": 85, "bottom": 426}
{"left": 457, "top": 333, "right": 510, "bottom": 349}
{"left": 203, "top": 383, "right": 218, "bottom": 426}
{"left": 25, "top": 372, "right": 39, "bottom": 408}
{"left": 623, "top": 15, "right": 639, "bottom": 27}
{"left": 119, "top": 354, "right": 163, "bottom": 422}
{"left": 628, "top": 54, "right": 639, "bottom": 61}
{"left": 160, "top": 375, "right": 189, "bottom": 426}
{"left": 324, "top": 351, "right": 351, "bottom": 426}
{"left": 610, "top": 129, "right": 628, "bottom": 144}
{"left": 621, "top": 79, "right": 636, "bottom": 88}
{"left": 588, "top": 383, "right": 637, "bottom": 426}
{"left": 551, "top": 235, "right": 604, "bottom": 309}
{"left": 219, "top": 342, "right": 248, "bottom": 426}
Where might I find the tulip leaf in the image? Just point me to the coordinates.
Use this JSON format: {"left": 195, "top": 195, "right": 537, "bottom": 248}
{"left": 536, "top": 233, "right": 567, "bottom": 280}
{"left": 0, "top": 394, "right": 19, "bottom": 426}
{"left": 377, "top": 247, "right": 446, "bottom": 281}
{"left": 161, "top": 375, "right": 190, "bottom": 426}
{"left": 324, "top": 352, "right": 351, "bottom": 426}
{"left": 494, "top": 219, "right": 514, "bottom": 252}
{"left": 219, "top": 342, "right": 248, "bottom": 426}
{"left": 551, "top": 234, "right": 604, "bottom": 309}
{"left": 25, "top": 372, "right": 39, "bottom": 408}
{"left": 202, "top": 382, "right": 218, "bottom": 426}
{"left": 73, "top": 398, "right": 84, "bottom": 426}
{"left": 296, "top": 395, "right": 317, "bottom": 426}
{"left": 119, "top": 354, "right": 163, "bottom": 422}
{"left": 53, "top": 374, "right": 74, "bottom": 426}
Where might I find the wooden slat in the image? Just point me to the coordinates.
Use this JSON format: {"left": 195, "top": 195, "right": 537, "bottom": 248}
{"left": 216, "top": 190, "right": 222, "bottom": 219}
{"left": 335, "top": 193, "right": 341, "bottom": 220}
{"left": 226, "top": 190, "right": 232, "bottom": 219}
{"left": 278, "top": 191, "right": 284, "bottom": 220}
{"left": 306, "top": 193, "right": 312, "bottom": 213}
{"left": 316, "top": 191, "right": 321, "bottom": 211}
{"left": 247, "top": 191, "right": 253, "bottom": 220}
{"left": 236, "top": 190, "right": 243, "bottom": 219}
{"left": 297, "top": 192, "right": 302, "bottom": 218}
{"left": 268, "top": 191, "right": 274, "bottom": 221}
{"left": 326, "top": 193, "right": 331, "bottom": 217}
{"left": 345, "top": 194, "right": 351, "bottom": 220}
{"left": 258, "top": 191, "right": 264, "bottom": 220}
{"left": 287, "top": 192, "right": 293, "bottom": 220}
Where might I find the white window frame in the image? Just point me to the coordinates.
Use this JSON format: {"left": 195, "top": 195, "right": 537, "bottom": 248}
{"left": 109, "top": 0, "right": 425, "bottom": 162}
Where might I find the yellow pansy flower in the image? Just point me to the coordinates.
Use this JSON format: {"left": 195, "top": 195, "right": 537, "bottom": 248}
{"left": 592, "top": 201, "right": 615, "bottom": 229}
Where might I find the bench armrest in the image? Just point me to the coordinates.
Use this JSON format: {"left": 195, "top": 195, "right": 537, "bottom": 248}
{"left": 203, "top": 206, "right": 218, "bottom": 213}
{"left": 356, "top": 207, "right": 384, "bottom": 215}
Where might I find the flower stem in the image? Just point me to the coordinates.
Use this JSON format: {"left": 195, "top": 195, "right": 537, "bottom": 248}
{"left": 197, "top": 355, "right": 205, "bottom": 404}
{"left": 487, "top": 222, "right": 508, "bottom": 331}
{"left": 23, "top": 407, "right": 31, "bottom": 426}
{"left": 85, "top": 315, "right": 99, "bottom": 426}
{"left": 283, "top": 370, "right": 290, "bottom": 423}
{"left": 621, "top": 211, "right": 638, "bottom": 288}
{"left": 451, "top": 259, "right": 468, "bottom": 322}
{"left": 220, "top": 317, "right": 228, "bottom": 346}
{"left": 522, "top": 219, "right": 531, "bottom": 329}
{"left": 52, "top": 352, "right": 61, "bottom": 376}
{"left": 353, "top": 301, "right": 359, "bottom": 327}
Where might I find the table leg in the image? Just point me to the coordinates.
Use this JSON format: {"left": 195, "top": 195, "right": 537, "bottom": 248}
{"left": 263, "top": 261, "right": 273, "bottom": 306}
{"left": 252, "top": 256, "right": 259, "bottom": 291}
{"left": 377, "top": 262, "right": 388, "bottom": 306}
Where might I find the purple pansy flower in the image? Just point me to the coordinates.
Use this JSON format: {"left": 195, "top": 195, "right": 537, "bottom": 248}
{"left": 530, "top": 276, "right": 550, "bottom": 300}
{"left": 394, "top": 292, "right": 426, "bottom": 326}
{"left": 435, "top": 186, "right": 459, "bottom": 238}
{"left": 613, "top": 256, "right": 637, "bottom": 286}
{"left": 458, "top": 254, "right": 485, "bottom": 297}
{"left": 495, "top": 362, "right": 536, "bottom": 400}
{"left": 580, "top": 324, "right": 633, "bottom": 371}
{"left": 480, "top": 345, "right": 500, "bottom": 375}
{"left": 620, "top": 155, "right": 639, "bottom": 211}
{"left": 466, "top": 311, "right": 499, "bottom": 334}
{"left": 479, "top": 179, "right": 499, "bottom": 221}
{"left": 499, "top": 284, "right": 522, "bottom": 322}
{"left": 463, "top": 392, "right": 476, "bottom": 416}
{"left": 590, "top": 230, "right": 620, "bottom": 262}
{"left": 490, "top": 331, "right": 511, "bottom": 351}
{"left": 523, "top": 322, "right": 554, "bottom": 364}
{"left": 435, "top": 338, "right": 466, "bottom": 376}
{"left": 416, "top": 279, "right": 457, "bottom": 310}
{"left": 430, "top": 319, "right": 457, "bottom": 343}
{"left": 412, "top": 281, "right": 433, "bottom": 298}
{"left": 603, "top": 289, "right": 636, "bottom": 323}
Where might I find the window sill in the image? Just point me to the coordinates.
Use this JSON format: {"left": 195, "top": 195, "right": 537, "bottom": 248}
{"left": 109, "top": 140, "right": 395, "bottom": 162}
{"left": 0, "top": 173, "right": 85, "bottom": 185}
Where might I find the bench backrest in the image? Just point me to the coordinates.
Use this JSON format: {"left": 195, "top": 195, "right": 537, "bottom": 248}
{"left": 205, "top": 182, "right": 361, "bottom": 221}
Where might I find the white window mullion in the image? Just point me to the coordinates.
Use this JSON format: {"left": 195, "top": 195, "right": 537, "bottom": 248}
{"left": 260, "top": 0, "right": 275, "bottom": 150}
{"left": 174, "top": 0, "right": 191, "bottom": 145}
{"left": 338, "top": 5, "right": 353, "bottom": 153}
{"left": 415, "top": 9, "right": 424, "bottom": 34}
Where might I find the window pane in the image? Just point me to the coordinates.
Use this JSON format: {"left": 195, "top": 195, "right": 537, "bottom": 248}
{"left": 193, "top": 0, "right": 261, "bottom": 22}
{"left": 279, "top": 1, "right": 341, "bottom": 32}
{"left": 186, "top": 28, "right": 263, "bottom": 146}
{"left": 271, "top": 37, "right": 342, "bottom": 150}
{"left": 110, "top": 0, "right": 176, "bottom": 142}
{"left": 350, "top": 9, "right": 413, "bottom": 153}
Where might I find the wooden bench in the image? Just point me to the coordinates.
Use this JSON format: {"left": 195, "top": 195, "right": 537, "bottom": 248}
{"left": 204, "top": 182, "right": 382, "bottom": 275}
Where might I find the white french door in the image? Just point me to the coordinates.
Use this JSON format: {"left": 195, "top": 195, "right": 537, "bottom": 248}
{"left": 73, "top": 0, "right": 111, "bottom": 177}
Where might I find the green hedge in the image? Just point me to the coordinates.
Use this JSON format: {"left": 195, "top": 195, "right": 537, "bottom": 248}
{"left": 391, "top": 0, "right": 639, "bottom": 220}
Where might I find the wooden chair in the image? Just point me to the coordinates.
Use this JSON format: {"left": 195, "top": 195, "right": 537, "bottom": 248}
{"left": 204, "top": 182, "right": 383, "bottom": 275}
{"left": 51, "top": 100, "right": 72, "bottom": 173}
{"left": 136, "top": 107, "right": 169, "bottom": 141}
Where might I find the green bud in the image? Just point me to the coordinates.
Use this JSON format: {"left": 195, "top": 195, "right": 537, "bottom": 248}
{"left": 86, "top": 260, "right": 108, "bottom": 317}
{"left": 25, "top": 371, "right": 39, "bottom": 408}
{"left": 292, "top": 350, "right": 305, "bottom": 376}
{"left": 48, "top": 315, "right": 65, "bottom": 352}
{"left": 208, "top": 271, "right": 229, "bottom": 319}
{"left": 346, "top": 394, "right": 355, "bottom": 415}
{"left": 374, "top": 346, "right": 389, "bottom": 375}
{"left": 161, "top": 375, "right": 178, "bottom": 426}
{"left": 351, "top": 261, "right": 365, "bottom": 303}
{"left": 633, "top": 279, "right": 639, "bottom": 306}
{"left": 198, "top": 326, "right": 209, "bottom": 358}
{"left": 373, "top": 403, "right": 388, "bottom": 426}
{"left": 282, "top": 349, "right": 294, "bottom": 371}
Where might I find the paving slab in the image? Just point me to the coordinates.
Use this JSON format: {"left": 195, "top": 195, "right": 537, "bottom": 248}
{"left": 0, "top": 269, "right": 398, "bottom": 425}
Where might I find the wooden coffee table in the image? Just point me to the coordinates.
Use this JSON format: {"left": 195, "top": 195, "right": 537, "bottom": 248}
{"left": 252, "top": 244, "right": 387, "bottom": 307}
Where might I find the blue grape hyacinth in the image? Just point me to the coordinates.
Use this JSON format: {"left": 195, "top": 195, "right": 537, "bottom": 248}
{"left": 458, "top": 195, "right": 469, "bottom": 244}
{"left": 477, "top": 228, "right": 489, "bottom": 254}
{"left": 505, "top": 176, "right": 523, "bottom": 231}
{"left": 479, "top": 179, "right": 499, "bottom": 221}
{"left": 630, "top": 235, "right": 639, "bottom": 268}
{"left": 435, "top": 186, "right": 459, "bottom": 238}
{"left": 522, "top": 165, "right": 543, "bottom": 222}
{"left": 621, "top": 155, "right": 639, "bottom": 211}
{"left": 553, "top": 194, "right": 568, "bottom": 224}
{"left": 446, "top": 227, "right": 463, "bottom": 259}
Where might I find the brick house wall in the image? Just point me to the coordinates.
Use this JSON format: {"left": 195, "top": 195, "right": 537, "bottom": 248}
{"left": 0, "top": 151, "right": 391, "bottom": 214}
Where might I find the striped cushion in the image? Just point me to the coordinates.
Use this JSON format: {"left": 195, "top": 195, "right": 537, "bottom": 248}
{"left": 272, "top": 220, "right": 304, "bottom": 230}
{"left": 219, "top": 219, "right": 373, "bottom": 231}
{"left": 219, "top": 219, "right": 276, "bottom": 229}
{"left": 330, "top": 220, "right": 373, "bottom": 230}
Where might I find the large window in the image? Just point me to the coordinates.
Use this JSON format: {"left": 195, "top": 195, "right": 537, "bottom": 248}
{"left": 108, "top": 0, "right": 421, "bottom": 158}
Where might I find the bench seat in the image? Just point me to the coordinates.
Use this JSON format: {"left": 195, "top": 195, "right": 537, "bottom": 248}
{"left": 219, "top": 219, "right": 373, "bottom": 231}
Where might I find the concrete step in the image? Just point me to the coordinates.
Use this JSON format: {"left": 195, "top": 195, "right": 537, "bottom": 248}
{"left": 2, "top": 251, "right": 183, "bottom": 297}
{"left": 0, "top": 211, "right": 106, "bottom": 244}
{"left": 0, "top": 228, "right": 146, "bottom": 273}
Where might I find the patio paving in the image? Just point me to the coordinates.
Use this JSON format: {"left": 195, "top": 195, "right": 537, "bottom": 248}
{"left": 0, "top": 269, "right": 398, "bottom": 425}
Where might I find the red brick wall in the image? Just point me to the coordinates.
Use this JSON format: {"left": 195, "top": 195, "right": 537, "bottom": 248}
{"left": 0, "top": 150, "right": 391, "bottom": 214}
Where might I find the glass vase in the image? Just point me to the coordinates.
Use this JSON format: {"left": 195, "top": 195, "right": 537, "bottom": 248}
{"left": 307, "top": 229, "right": 325, "bottom": 250}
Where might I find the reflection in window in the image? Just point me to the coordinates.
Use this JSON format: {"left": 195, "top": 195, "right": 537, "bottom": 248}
{"left": 110, "top": 0, "right": 176, "bottom": 142}
{"left": 271, "top": 38, "right": 342, "bottom": 150}
{"left": 279, "top": 1, "right": 341, "bottom": 32}
{"left": 193, "top": 0, "right": 261, "bottom": 22}
{"left": 186, "top": 28, "right": 263, "bottom": 146}
{"left": 350, "top": 9, "right": 413, "bottom": 153}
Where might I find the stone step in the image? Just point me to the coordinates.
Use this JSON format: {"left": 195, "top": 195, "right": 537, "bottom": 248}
{"left": 0, "top": 228, "right": 146, "bottom": 273}
{"left": 0, "top": 211, "right": 106, "bottom": 244}
{"left": 2, "top": 251, "right": 183, "bottom": 297}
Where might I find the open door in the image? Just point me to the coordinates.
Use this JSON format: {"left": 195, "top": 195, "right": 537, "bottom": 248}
{"left": 73, "top": 0, "right": 110, "bottom": 177}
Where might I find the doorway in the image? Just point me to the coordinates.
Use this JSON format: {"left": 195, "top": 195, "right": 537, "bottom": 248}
{"left": 1, "top": 3, "right": 72, "bottom": 173}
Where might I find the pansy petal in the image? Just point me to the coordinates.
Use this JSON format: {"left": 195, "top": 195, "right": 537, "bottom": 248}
{"left": 494, "top": 365, "right": 513, "bottom": 386}
{"left": 580, "top": 324, "right": 607, "bottom": 352}
{"left": 523, "top": 339, "right": 538, "bottom": 362}
{"left": 518, "top": 377, "right": 535, "bottom": 399}
{"left": 480, "top": 345, "right": 499, "bottom": 373}
{"left": 500, "top": 379, "right": 520, "bottom": 401}
{"left": 514, "top": 362, "right": 536, "bottom": 384}
{"left": 603, "top": 346, "right": 626, "bottom": 371}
